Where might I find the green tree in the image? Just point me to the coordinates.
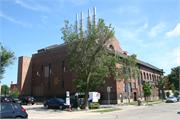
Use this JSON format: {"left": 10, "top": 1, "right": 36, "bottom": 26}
{"left": 167, "top": 66, "right": 180, "bottom": 90}
{"left": 10, "top": 91, "right": 20, "bottom": 98}
{"left": 0, "top": 42, "right": 16, "bottom": 81}
{"left": 61, "top": 19, "right": 139, "bottom": 109}
{"left": 142, "top": 82, "right": 153, "bottom": 104}
{"left": 156, "top": 75, "right": 171, "bottom": 102}
{"left": 1, "top": 85, "right": 10, "bottom": 95}
{"left": 171, "top": 83, "right": 176, "bottom": 93}
{"left": 174, "top": 91, "right": 180, "bottom": 95}
{"left": 166, "top": 91, "right": 170, "bottom": 98}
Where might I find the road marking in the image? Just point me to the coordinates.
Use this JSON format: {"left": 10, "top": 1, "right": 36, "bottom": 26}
{"left": 161, "top": 113, "right": 169, "bottom": 117}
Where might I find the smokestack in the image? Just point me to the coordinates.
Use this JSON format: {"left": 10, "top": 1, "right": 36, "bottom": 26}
{"left": 80, "top": 12, "right": 84, "bottom": 31}
{"left": 93, "top": 7, "right": 97, "bottom": 26}
{"left": 87, "top": 9, "right": 91, "bottom": 31}
{"left": 76, "top": 14, "right": 78, "bottom": 34}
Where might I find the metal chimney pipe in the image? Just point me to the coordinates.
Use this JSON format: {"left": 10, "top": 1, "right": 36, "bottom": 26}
{"left": 80, "top": 12, "right": 84, "bottom": 31}
{"left": 87, "top": 9, "right": 91, "bottom": 31}
{"left": 76, "top": 14, "right": 78, "bottom": 34}
{"left": 93, "top": 7, "right": 97, "bottom": 26}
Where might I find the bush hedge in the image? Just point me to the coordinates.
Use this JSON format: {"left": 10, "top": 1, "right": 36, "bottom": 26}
{"left": 79, "top": 103, "right": 100, "bottom": 109}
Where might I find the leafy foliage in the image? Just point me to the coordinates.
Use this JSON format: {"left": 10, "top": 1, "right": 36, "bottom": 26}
{"left": 167, "top": 66, "right": 180, "bottom": 90}
{"left": 1, "top": 85, "right": 10, "bottom": 95}
{"left": 156, "top": 75, "right": 171, "bottom": 101}
{"left": 0, "top": 42, "right": 16, "bottom": 81}
{"left": 142, "top": 82, "right": 153, "bottom": 104}
{"left": 89, "top": 103, "right": 100, "bottom": 109}
{"left": 61, "top": 18, "right": 139, "bottom": 109}
{"left": 166, "top": 91, "right": 170, "bottom": 98}
{"left": 10, "top": 91, "right": 20, "bottom": 98}
{"left": 170, "top": 83, "right": 176, "bottom": 93}
{"left": 174, "top": 91, "right": 180, "bottom": 95}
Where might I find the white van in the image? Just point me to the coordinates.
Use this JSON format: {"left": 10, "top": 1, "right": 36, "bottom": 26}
{"left": 75, "top": 92, "right": 101, "bottom": 103}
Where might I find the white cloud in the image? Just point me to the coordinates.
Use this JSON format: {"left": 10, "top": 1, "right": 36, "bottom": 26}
{"left": 165, "top": 23, "right": 180, "bottom": 38}
{"left": 0, "top": 12, "right": 32, "bottom": 27}
{"left": 15, "top": 0, "right": 50, "bottom": 12}
{"left": 136, "top": 20, "right": 148, "bottom": 32}
{"left": 166, "top": 47, "right": 180, "bottom": 65}
{"left": 149, "top": 22, "right": 166, "bottom": 37}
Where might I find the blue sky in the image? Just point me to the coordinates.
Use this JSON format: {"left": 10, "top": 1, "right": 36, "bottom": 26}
{"left": 0, "top": 0, "right": 179, "bottom": 87}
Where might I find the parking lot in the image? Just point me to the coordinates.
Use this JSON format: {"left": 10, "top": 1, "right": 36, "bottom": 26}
{"left": 22, "top": 104, "right": 99, "bottom": 119}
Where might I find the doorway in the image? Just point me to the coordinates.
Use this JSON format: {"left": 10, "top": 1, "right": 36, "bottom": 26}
{"left": 134, "top": 92, "right": 137, "bottom": 101}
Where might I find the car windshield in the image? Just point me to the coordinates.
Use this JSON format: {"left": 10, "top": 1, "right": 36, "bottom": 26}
{"left": 168, "top": 97, "right": 175, "bottom": 99}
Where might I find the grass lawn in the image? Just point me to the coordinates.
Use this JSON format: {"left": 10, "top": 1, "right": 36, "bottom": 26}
{"left": 91, "top": 108, "right": 122, "bottom": 113}
{"left": 123, "top": 99, "right": 166, "bottom": 105}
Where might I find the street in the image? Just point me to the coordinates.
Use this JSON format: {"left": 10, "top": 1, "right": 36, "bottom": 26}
{"left": 24, "top": 102, "right": 180, "bottom": 119}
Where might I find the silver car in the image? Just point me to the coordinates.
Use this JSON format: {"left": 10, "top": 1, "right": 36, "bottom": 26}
{"left": 166, "top": 96, "right": 177, "bottom": 103}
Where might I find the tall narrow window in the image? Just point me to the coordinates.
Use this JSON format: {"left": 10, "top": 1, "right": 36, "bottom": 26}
{"left": 147, "top": 73, "right": 149, "bottom": 79}
{"left": 62, "top": 81, "right": 64, "bottom": 88}
{"left": 140, "top": 73, "right": 142, "bottom": 85}
{"left": 128, "top": 82, "right": 131, "bottom": 92}
{"left": 49, "top": 63, "right": 51, "bottom": 72}
{"left": 41, "top": 65, "right": 43, "bottom": 72}
{"left": 150, "top": 75, "right": 151, "bottom": 80}
{"left": 137, "top": 76, "right": 139, "bottom": 85}
{"left": 49, "top": 82, "right": 51, "bottom": 89}
{"left": 144, "top": 72, "right": 146, "bottom": 79}
{"left": 133, "top": 83, "right": 136, "bottom": 88}
{"left": 62, "top": 60, "right": 65, "bottom": 72}
{"left": 123, "top": 82, "right": 126, "bottom": 92}
{"left": 154, "top": 76, "right": 156, "bottom": 82}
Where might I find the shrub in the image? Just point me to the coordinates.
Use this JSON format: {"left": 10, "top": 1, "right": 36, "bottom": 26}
{"left": 89, "top": 103, "right": 100, "bottom": 109}
{"left": 166, "top": 91, "right": 170, "bottom": 97}
{"left": 10, "top": 91, "right": 20, "bottom": 98}
{"left": 79, "top": 104, "right": 85, "bottom": 109}
{"left": 174, "top": 91, "right": 180, "bottom": 95}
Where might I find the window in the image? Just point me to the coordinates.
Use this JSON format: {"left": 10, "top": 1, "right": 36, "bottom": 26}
{"left": 154, "top": 76, "right": 156, "bottom": 82}
{"left": 109, "top": 45, "right": 114, "bottom": 50}
{"left": 128, "top": 82, "right": 131, "bottom": 92}
{"left": 152, "top": 75, "right": 154, "bottom": 81}
{"left": 45, "top": 66, "right": 49, "bottom": 77}
{"left": 144, "top": 72, "right": 146, "bottom": 79}
{"left": 133, "top": 83, "right": 136, "bottom": 88}
{"left": 137, "top": 76, "right": 139, "bottom": 85}
{"left": 147, "top": 73, "right": 149, "bottom": 79}
{"left": 41, "top": 65, "right": 43, "bottom": 72}
{"left": 62, "top": 81, "right": 64, "bottom": 88}
{"left": 150, "top": 75, "right": 151, "bottom": 80}
{"left": 49, "top": 82, "right": 51, "bottom": 89}
{"left": 140, "top": 73, "right": 142, "bottom": 85}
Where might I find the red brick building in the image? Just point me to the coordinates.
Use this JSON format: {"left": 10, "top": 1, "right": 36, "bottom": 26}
{"left": 11, "top": 37, "right": 163, "bottom": 104}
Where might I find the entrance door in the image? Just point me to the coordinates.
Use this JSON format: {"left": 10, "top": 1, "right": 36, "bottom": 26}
{"left": 134, "top": 92, "right": 137, "bottom": 101}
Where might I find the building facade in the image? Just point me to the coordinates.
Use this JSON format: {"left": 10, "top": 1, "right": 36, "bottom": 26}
{"left": 11, "top": 37, "right": 163, "bottom": 104}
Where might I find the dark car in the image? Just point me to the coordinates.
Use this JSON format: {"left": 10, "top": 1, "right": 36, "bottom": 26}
{"left": 44, "top": 98, "right": 69, "bottom": 110}
{"left": 0, "top": 102, "right": 28, "bottom": 118}
{"left": 19, "top": 96, "right": 36, "bottom": 105}
{"left": 12, "top": 98, "right": 23, "bottom": 104}
{"left": 174, "top": 95, "right": 180, "bottom": 102}
{"left": 1, "top": 96, "right": 13, "bottom": 102}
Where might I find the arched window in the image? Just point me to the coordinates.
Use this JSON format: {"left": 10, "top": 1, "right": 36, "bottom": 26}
{"left": 144, "top": 72, "right": 146, "bottom": 79}
{"left": 150, "top": 74, "right": 151, "bottom": 80}
{"left": 109, "top": 45, "right": 114, "bottom": 50}
{"left": 147, "top": 73, "right": 149, "bottom": 79}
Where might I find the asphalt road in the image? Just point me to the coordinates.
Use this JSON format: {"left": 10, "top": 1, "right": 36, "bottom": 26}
{"left": 23, "top": 102, "right": 180, "bottom": 119}
{"left": 78, "top": 102, "right": 180, "bottom": 119}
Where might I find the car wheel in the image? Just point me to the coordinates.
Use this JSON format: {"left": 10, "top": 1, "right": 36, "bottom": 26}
{"left": 25, "top": 102, "right": 27, "bottom": 105}
{"left": 32, "top": 103, "right": 34, "bottom": 105}
{"left": 59, "top": 105, "right": 62, "bottom": 110}
{"left": 46, "top": 104, "right": 49, "bottom": 108}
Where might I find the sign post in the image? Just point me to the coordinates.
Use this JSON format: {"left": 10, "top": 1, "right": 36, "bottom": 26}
{"left": 107, "top": 87, "right": 110, "bottom": 109}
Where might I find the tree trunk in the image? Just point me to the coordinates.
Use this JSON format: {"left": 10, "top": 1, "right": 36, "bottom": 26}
{"left": 85, "top": 90, "right": 89, "bottom": 109}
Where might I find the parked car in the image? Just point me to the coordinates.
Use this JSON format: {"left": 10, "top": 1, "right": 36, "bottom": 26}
{"left": 44, "top": 98, "right": 69, "bottom": 110}
{"left": 0, "top": 102, "right": 28, "bottom": 118}
{"left": 1, "top": 96, "right": 13, "bottom": 102}
{"left": 12, "top": 98, "right": 23, "bottom": 104}
{"left": 174, "top": 95, "right": 180, "bottom": 102}
{"left": 19, "top": 96, "right": 36, "bottom": 105}
{"left": 166, "top": 96, "right": 177, "bottom": 103}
